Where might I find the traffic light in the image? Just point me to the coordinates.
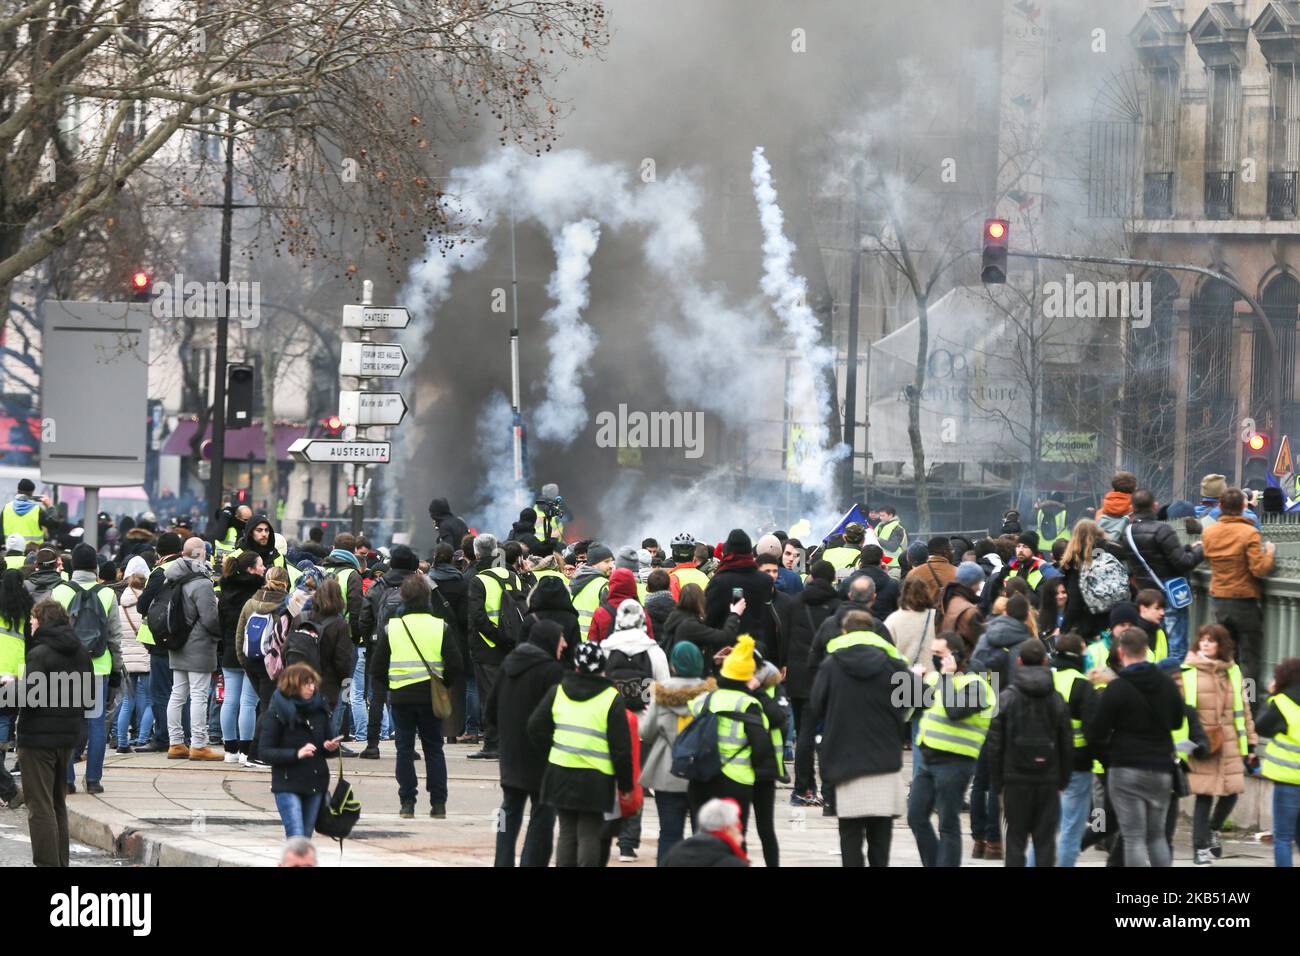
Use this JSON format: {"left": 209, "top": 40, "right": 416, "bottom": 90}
{"left": 130, "top": 269, "right": 152, "bottom": 302}
{"left": 322, "top": 415, "right": 343, "bottom": 437}
{"left": 226, "top": 363, "right": 255, "bottom": 429}
{"left": 1244, "top": 429, "right": 1271, "bottom": 491}
{"left": 981, "top": 219, "right": 1009, "bottom": 284}
{"left": 347, "top": 483, "right": 358, "bottom": 498}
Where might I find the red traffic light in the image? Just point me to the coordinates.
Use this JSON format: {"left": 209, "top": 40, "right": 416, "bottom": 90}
{"left": 986, "top": 220, "right": 1007, "bottom": 240}
{"left": 347, "top": 484, "right": 358, "bottom": 497}
{"left": 324, "top": 415, "right": 343, "bottom": 431}
{"left": 1247, "top": 433, "right": 1268, "bottom": 452}
{"left": 131, "top": 270, "right": 151, "bottom": 291}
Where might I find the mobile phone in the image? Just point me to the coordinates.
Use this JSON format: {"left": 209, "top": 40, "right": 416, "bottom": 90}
{"left": 731, "top": 587, "right": 744, "bottom": 600}
{"left": 792, "top": 547, "right": 806, "bottom": 575}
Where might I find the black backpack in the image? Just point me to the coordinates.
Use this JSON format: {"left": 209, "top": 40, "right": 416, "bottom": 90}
{"left": 283, "top": 621, "right": 323, "bottom": 673}
{"left": 605, "top": 647, "right": 655, "bottom": 713}
{"left": 374, "top": 583, "right": 404, "bottom": 646}
{"left": 483, "top": 569, "right": 525, "bottom": 647}
{"left": 146, "top": 572, "right": 207, "bottom": 651}
{"left": 63, "top": 581, "right": 110, "bottom": 661}
{"left": 1009, "top": 688, "right": 1058, "bottom": 776}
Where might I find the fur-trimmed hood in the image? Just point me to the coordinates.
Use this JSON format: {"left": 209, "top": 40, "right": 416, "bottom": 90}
{"left": 651, "top": 676, "right": 715, "bottom": 710}
{"left": 756, "top": 660, "right": 782, "bottom": 690}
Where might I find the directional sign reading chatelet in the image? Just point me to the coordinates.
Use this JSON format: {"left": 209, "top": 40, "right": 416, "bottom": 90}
{"left": 341, "top": 305, "right": 411, "bottom": 329}
{"left": 339, "top": 341, "right": 407, "bottom": 378}
{"left": 288, "top": 438, "right": 391, "bottom": 463}
{"left": 338, "top": 390, "right": 409, "bottom": 427}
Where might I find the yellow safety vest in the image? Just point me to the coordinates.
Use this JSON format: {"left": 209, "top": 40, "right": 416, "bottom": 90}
{"left": 329, "top": 567, "right": 356, "bottom": 619}
{"left": 211, "top": 527, "right": 240, "bottom": 571}
{"left": 52, "top": 581, "right": 115, "bottom": 676}
{"left": 822, "top": 546, "right": 861, "bottom": 572}
{"left": 136, "top": 558, "right": 177, "bottom": 647}
{"left": 4, "top": 554, "right": 26, "bottom": 570}
{"left": 669, "top": 566, "right": 710, "bottom": 596}
{"left": 1036, "top": 508, "right": 1069, "bottom": 549}
{"left": 1, "top": 500, "right": 42, "bottom": 545}
{"left": 0, "top": 613, "right": 24, "bottom": 679}
{"left": 688, "top": 687, "right": 768, "bottom": 786}
{"left": 386, "top": 614, "right": 446, "bottom": 690}
{"left": 1260, "top": 694, "right": 1300, "bottom": 785}
{"left": 571, "top": 575, "right": 608, "bottom": 638}
{"left": 548, "top": 684, "right": 618, "bottom": 775}
{"left": 825, "top": 629, "right": 903, "bottom": 660}
{"left": 875, "top": 519, "right": 907, "bottom": 562}
{"left": 916, "top": 671, "right": 993, "bottom": 759}
{"left": 535, "top": 514, "right": 565, "bottom": 542}
{"left": 533, "top": 568, "right": 567, "bottom": 584}
{"left": 475, "top": 566, "right": 516, "bottom": 648}
{"left": 1175, "top": 663, "right": 1249, "bottom": 763}
{"left": 1052, "top": 669, "right": 1088, "bottom": 749}
{"left": 1152, "top": 627, "right": 1168, "bottom": 663}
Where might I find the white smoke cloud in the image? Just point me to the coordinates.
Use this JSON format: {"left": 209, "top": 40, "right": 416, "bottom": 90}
{"left": 534, "top": 218, "right": 602, "bottom": 444}
{"left": 465, "top": 391, "right": 533, "bottom": 537}
{"left": 750, "top": 146, "right": 847, "bottom": 526}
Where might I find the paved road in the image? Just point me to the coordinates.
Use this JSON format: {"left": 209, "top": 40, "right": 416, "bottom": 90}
{"left": 0, "top": 805, "right": 128, "bottom": 867}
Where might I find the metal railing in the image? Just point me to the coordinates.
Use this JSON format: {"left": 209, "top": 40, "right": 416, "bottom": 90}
{"left": 1268, "top": 170, "right": 1298, "bottom": 220}
{"left": 1204, "top": 170, "right": 1235, "bottom": 219}
{"left": 1143, "top": 171, "right": 1174, "bottom": 219}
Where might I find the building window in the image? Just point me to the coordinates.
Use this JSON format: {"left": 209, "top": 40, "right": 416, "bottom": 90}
{"left": 1269, "top": 62, "right": 1300, "bottom": 219}
{"left": 1205, "top": 65, "right": 1240, "bottom": 218}
{"left": 1142, "top": 66, "right": 1178, "bottom": 218}
{"left": 1257, "top": 273, "right": 1300, "bottom": 434}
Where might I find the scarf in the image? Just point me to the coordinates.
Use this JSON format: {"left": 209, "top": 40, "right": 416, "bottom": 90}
{"left": 715, "top": 551, "right": 756, "bottom": 574}
{"left": 327, "top": 548, "right": 361, "bottom": 570}
{"left": 708, "top": 829, "right": 748, "bottom": 863}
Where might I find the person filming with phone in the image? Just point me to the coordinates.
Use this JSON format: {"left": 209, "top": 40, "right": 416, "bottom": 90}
{"left": 260, "top": 663, "right": 343, "bottom": 839}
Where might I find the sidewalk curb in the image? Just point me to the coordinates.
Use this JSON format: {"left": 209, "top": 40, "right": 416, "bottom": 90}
{"left": 66, "top": 801, "right": 257, "bottom": 867}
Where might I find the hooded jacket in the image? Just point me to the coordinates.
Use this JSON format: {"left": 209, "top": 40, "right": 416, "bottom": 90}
{"left": 524, "top": 575, "right": 581, "bottom": 662}
{"left": 259, "top": 689, "right": 332, "bottom": 795}
{"left": 16, "top": 622, "right": 94, "bottom": 749}
{"left": 217, "top": 570, "right": 264, "bottom": 670}
{"left": 117, "top": 526, "right": 156, "bottom": 564}
{"left": 429, "top": 562, "right": 470, "bottom": 637}
{"left": 643, "top": 590, "right": 676, "bottom": 645}
{"left": 601, "top": 625, "right": 671, "bottom": 690}
{"left": 24, "top": 566, "right": 66, "bottom": 605}
{"left": 940, "top": 581, "right": 984, "bottom": 650}
{"left": 798, "top": 578, "right": 841, "bottom": 637}
{"left": 588, "top": 568, "right": 653, "bottom": 644}
{"left": 485, "top": 623, "right": 565, "bottom": 792}
{"left": 658, "top": 832, "right": 748, "bottom": 868}
{"left": 322, "top": 550, "right": 364, "bottom": 644}
{"left": 704, "top": 557, "right": 776, "bottom": 651}
{"left": 1085, "top": 661, "right": 1184, "bottom": 771}
{"left": 233, "top": 515, "right": 280, "bottom": 568}
{"left": 117, "top": 585, "right": 152, "bottom": 675}
{"left": 986, "top": 664, "right": 1073, "bottom": 791}
{"left": 528, "top": 671, "right": 634, "bottom": 813}
{"left": 841, "top": 565, "right": 899, "bottom": 620}
{"left": 808, "top": 640, "right": 912, "bottom": 786}
{"left": 358, "top": 566, "right": 416, "bottom": 648}
{"left": 428, "top": 498, "right": 469, "bottom": 551}
{"left": 639, "top": 676, "right": 714, "bottom": 792}
{"left": 507, "top": 509, "right": 542, "bottom": 555}
{"left": 309, "top": 609, "right": 355, "bottom": 708}
{"left": 970, "top": 613, "right": 1034, "bottom": 689}
{"left": 164, "top": 557, "right": 219, "bottom": 672}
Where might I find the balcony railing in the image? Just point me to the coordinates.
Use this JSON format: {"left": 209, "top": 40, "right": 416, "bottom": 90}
{"left": 1143, "top": 172, "right": 1174, "bottom": 219}
{"left": 1205, "top": 170, "right": 1235, "bottom": 219}
{"left": 1269, "top": 170, "right": 1298, "bottom": 220}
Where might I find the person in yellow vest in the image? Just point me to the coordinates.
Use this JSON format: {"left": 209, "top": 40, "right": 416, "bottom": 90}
{"left": 906, "top": 632, "right": 994, "bottom": 867}
{"left": 209, "top": 504, "right": 251, "bottom": 573}
{"left": 0, "top": 568, "right": 32, "bottom": 808}
{"left": 468, "top": 534, "right": 524, "bottom": 760}
{"left": 527, "top": 640, "right": 633, "bottom": 867}
{"left": 682, "top": 635, "right": 776, "bottom": 839}
{"left": 873, "top": 506, "right": 908, "bottom": 567}
{"left": 1256, "top": 656, "right": 1300, "bottom": 866}
{"left": 569, "top": 544, "right": 613, "bottom": 638}
{"left": 1050, "top": 633, "right": 1099, "bottom": 867}
{"left": 667, "top": 533, "right": 709, "bottom": 600}
{"left": 1, "top": 478, "right": 53, "bottom": 547}
{"left": 3, "top": 534, "right": 28, "bottom": 571}
{"left": 1179, "top": 624, "right": 1258, "bottom": 865}
{"left": 1034, "top": 492, "right": 1071, "bottom": 556}
{"left": 372, "top": 573, "right": 463, "bottom": 819}
{"left": 1135, "top": 590, "right": 1171, "bottom": 667}
{"left": 52, "top": 543, "right": 125, "bottom": 794}
{"left": 820, "top": 523, "right": 865, "bottom": 573}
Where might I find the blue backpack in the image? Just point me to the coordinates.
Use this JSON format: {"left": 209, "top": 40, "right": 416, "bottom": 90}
{"left": 671, "top": 694, "right": 724, "bottom": 781}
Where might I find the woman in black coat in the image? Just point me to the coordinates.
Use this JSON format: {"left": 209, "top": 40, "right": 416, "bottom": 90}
{"left": 662, "top": 584, "right": 742, "bottom": 671}
{"left": 309, "top": 576, "right": 357, "bottom": 739}
{"left": 260, "top": 663, "right": 341, "bottom": 838}
{"left": 217, "top": 551, "right": 265, "bottom": 756}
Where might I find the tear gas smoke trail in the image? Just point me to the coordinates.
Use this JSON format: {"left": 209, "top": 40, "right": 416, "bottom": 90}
{"left": 534, "top": 218, "right": 602, "bottom": 444}
{"left": 468, "top": 392, "right": 535, "bottom": 537}
{"left": 750, "top": 145, "right": 846, "bottom": 528}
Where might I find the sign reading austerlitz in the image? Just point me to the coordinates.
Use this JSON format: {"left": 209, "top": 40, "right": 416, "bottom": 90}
{"left": 341, "top": 305, "right": 411, "bottom": 329}
{"left": 339, "top": 342, "right": 407, "bottom": 378}
{"left": 338, "top": 390, "right": 408, "bottom": 426}
{"left": 288, "top": 438, "right": 392, "bottom": 463}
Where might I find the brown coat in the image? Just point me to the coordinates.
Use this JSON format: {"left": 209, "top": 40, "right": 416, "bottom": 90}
{"left": 905, "top": 557, "right": 957, "bottom": 609}
{"left": 940, "top": 585, "right": 983, "bottom": 651}
{"left": 1201, "top": 515, "right": 1274, "bottom": 599}
{"left": 1180, "top": 652, "right": 1258, "bottom": 797}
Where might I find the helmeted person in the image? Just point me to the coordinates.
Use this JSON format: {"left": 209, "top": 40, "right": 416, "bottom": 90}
{"left": 1, "top": 478, "right": 54, "bottom": 547}
{"left": 371, "top": 572, "right": 463, "bottom": 819}
{"left": 209, "top": 504, "right": 251, "bottom": 573}
{"left": 684, "top": 635, "right": 776, "bottom": 836}
{"left": 467, "top": 533, "right": 524, "bottom": 760}
{"left": 1256, "top": 656, "right": 1300, "bottom": 867}
{"left": 3, "top": 534, "right": 28, "bottom": 571}
{"left": 52, "top": 543, "right": 125, "bottom": 794}
{"left": 1035, "top": 492, "right": 1071, "bottom": 555}
{"left": 874, "top": 506, "right": 908, "bottom": 567}
{"left": 527, "top": 640, "right": 634, "bottom": 867}
{"left": 569, "top": 543, "right": 613, "bottom": 637}
{"left": 822, "top": 523, "right": 867, "bottom": 573}
{"left": 667, "top": 532, "right": 709, "bottom": 600}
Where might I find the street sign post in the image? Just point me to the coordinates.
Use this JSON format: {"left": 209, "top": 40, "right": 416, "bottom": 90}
{"left": 338, "top": 390, "right": 408, "bottom": 427}
{"left": 288, "top": 438, "right": 392, "bottom": 463}
{"left": 341, "top": 305, "right": 411, "bottom": 329}
{"left": 339, "top": 342, "right": 407, "bottom": 378}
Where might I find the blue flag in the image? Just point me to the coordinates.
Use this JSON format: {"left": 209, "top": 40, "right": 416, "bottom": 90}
{"left": 822, "top": 504, "right": 868, "bottom": 543}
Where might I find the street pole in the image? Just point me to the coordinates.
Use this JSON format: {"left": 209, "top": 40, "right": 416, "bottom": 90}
{"left": 205, "top": 102, "right": 237, "bottom": 520}
{"left": 1006, "top": 249, "right": 1283, "bottom": 453}
{"left": 509, "top": 195, "right": 525, "bottom": 510}
{"left": 842, "top": 185, "right": 861, "bottom": 506}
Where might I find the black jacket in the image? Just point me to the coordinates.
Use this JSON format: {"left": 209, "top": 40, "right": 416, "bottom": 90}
{"left": 765, "top": 588, "right": 805, "bottom": 670}
{"left": 310, "top": 611, "right": 355, "bottom": 708}
{"left": 799, "top": 578, "right": 841, "bottom": 637}
{"left": 17, "top": 623, "right": 94, "bottom": 750}
{"left": 487, "top": 632, "right": 564, "bottom": 793}
{"left": 661, "top": 609, "right": 740, "bottom": 672}
{"left": 658, "top": 833, "right": 747, "bottom": 868}
{"left": 528, "top": 672, "right": 633, "bottom": 813}
{"left": 1085, "top": 661, "right": 1183, "bottom": 771}
{"left": 782, "top": 585, "right": 825, "bottom": 700}
{"left": 840, "top": 565, "right": 899, "bottom": 621}
{"left": 368, "top": 605, "right": 465, "bottom": 707}
{"left": 1122, "top": 511, "right": 1202, "bottom": 591}
{"left": 808, "top": 642, "right": 912, "bottom": 786}
{"left": 234, "top": 516, "right": 281, "bottom": 569}
{"left": 524, "top": 576, "right": 581, "bottom": 664}
{"left": 358, "top": 567, "right": 415, "bottom": 648}
{"left": 217, "top": 571, "right": 264, "bottom": 670}
{"left": 429, "top": 563, "right": 469, "bottom": 636}
{"left": 467, "top": 559, "right": 522, "bottom": 666}
{"left": 643, "top": 591, "right": 676, "bottom": 647}
{"left": 704, "top": 563, "right": 776, "bottom": 653}
{"left": 428, "top": 498, "right": 469, "bottom": 551}
{"left": 321, "top": 553, "right": 364, "bottom": 644}
{"left": 260, "top": 689, "right": 332, "bottom": 795}
{"left": 987, "top": 665, "right": 1073, "bottom": 791}
{"left": 808, "top": 601, "right": 891, "bottom": 678}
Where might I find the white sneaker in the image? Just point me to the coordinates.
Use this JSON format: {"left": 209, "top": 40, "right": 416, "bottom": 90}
{"left": 238, "top": 753, "right": 249, "bottom": 766}
{"left": 223, "top": 752, "right": 241, "bottom": 764}
{"left": 618, "top": 850, "right": 637, "bottom": 862}
{"left": 1194, "top": 848, "right": 1214, "bottom": 865}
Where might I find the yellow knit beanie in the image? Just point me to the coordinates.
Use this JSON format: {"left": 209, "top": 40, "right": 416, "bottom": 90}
{"left": 721, "top": 635, "right": 756, "bottom": 682}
